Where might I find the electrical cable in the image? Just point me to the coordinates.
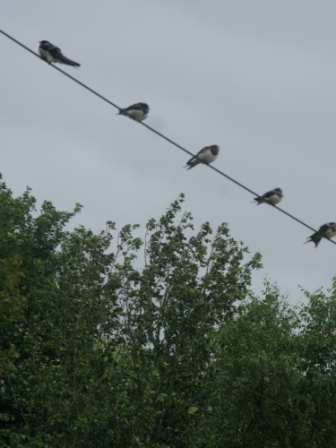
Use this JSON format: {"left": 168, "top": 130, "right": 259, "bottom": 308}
{"left": 1, "top": 29, "right": 335, "bottom": 245}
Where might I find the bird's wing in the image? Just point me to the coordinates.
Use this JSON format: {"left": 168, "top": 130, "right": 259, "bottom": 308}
{"left": 319, "top": 224, "right": 330, "bottom": 234}
{"left": 262, "top": 190, "right": 276, "bottom": 199}
{"left": 48, "top": 45, "right": 63, "bottom": 59}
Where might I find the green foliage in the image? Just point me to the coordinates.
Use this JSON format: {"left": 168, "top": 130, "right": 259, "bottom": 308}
{"left": 1, "top": 178, "right": 336, "bottom": 447}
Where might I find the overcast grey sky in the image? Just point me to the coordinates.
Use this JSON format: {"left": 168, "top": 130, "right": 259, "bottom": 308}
{"left": 2, "top": 0, "right": 336, "bottom": 301}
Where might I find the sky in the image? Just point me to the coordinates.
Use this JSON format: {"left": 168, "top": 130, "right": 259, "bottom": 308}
{"left": 1, "top": 0, "right": 336, "bottom": 302}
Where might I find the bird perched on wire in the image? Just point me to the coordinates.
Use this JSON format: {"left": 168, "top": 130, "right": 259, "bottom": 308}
{"left": 254, "top": 188, "right": 283, "bottom": 205}
{"left": 38, "top": 40, "right": 80, "bottom": 67}
{"left": 306, "top": 222, "right": 336, "bottom": 247}
{"left": 185, "top": 145, "right": 220, "bottom": 170}
{"left": 117, "top": 103, "right": 149, "bottom": 122}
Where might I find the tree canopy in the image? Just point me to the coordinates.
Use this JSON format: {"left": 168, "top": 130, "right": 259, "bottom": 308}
{"left": 1, "top": 178, "right": 336, "bottom": 447}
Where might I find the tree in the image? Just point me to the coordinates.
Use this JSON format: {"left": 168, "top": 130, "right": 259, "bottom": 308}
{"left": 2, "top": 177, "right": 336, "bottom": 447}
{"left": 199, "top": 286, "right": 300, "bottom": 447}
{"left": 194, "top": 282, "right": 336, "bottom": 448}
{"left": 295, "top": 282, "right": 336, "bottom": 447}
{"left": 0, "top": 180, "right": 261, "bottom": 447}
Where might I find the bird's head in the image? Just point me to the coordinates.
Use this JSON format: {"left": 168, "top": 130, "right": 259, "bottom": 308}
{"left": 210, "top": 145, "right": 220, "bottom": 155}
{"left": 140, "top": 103, "right": 150, "bottom": 112}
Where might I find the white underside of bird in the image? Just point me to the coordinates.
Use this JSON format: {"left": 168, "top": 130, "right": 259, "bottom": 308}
{"left": 263, "top": 194, "right": 282, "bottom": 205}
{"left": 197, "top": 150, "right": 217, "bottom": 164}
{"left": 39, "top": 48, "right": 57, "bottom": 63}
{"left": 323, "top": 227, "right": 336, "bottom": 239}
{"left": 126, "top": 109, "right": 148, "bottom": 121}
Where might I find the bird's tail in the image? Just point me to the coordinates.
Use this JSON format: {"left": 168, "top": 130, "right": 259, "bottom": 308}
{"left": 305, "top": 234, "right": 320, "bottom": 247}
{"left": 185, "top": 159, "right": 198, "bottom": 170}
{"left": 58, "top": 55, "right": 80, "bottom": 67}
{"left": 254, "top": 197, "right": 263, "bottom": 205}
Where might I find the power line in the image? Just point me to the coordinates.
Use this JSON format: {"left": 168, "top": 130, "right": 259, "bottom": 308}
{"left": 1, "top": 29, "right": 335, "bottom": 246}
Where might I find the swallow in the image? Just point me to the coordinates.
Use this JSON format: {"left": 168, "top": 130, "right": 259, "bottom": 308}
{"left": 38, "top": 40, "right": 80, "bottom": 67}
{"left": 254, "top": 188, "right": 283, "bottom": 205}
{"left": 306, "top": 222, "right": 336, "bottom": 247}
{"left": 117, "top": 103, "right": 149, "bottom": 121}
{"left": 185, "top": 145, "right": 220, "bottom": 170}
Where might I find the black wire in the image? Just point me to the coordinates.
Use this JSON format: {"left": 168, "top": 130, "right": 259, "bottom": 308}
{"left": 0, "top": 30, "right": 121, "bottom": 110}
{"left": 1, "top": 29, "right": 335, "bottom": 245}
